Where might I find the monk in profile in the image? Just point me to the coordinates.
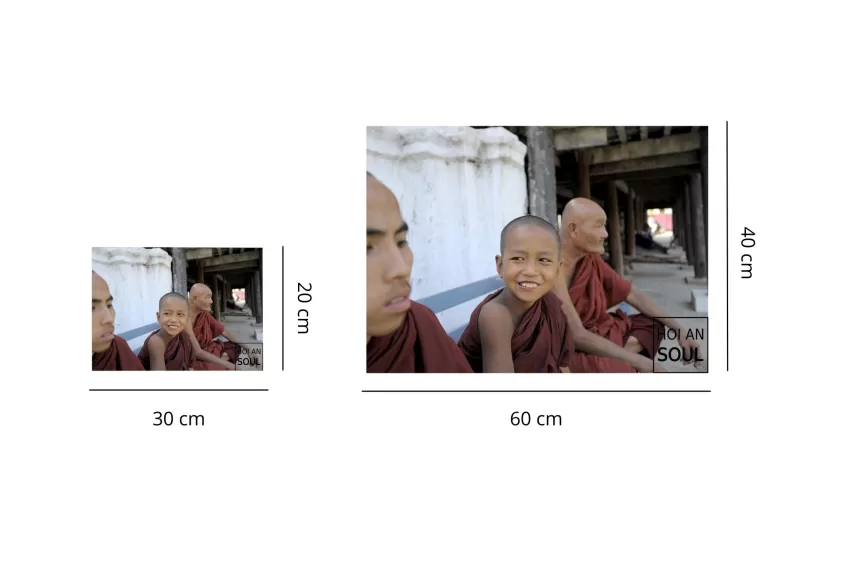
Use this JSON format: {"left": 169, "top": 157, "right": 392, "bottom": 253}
{"left": 554, "top": 197, "right": 703, "bottom": 372}
{"left": 189, "top": 283, "right": 242, "bottom": 370}
{"left": 92, "top": 271, "right": 145, "bottom": 371}
{"left": 458, "top": 215, "right": 573, "bottom": 373}
{"left": 366, "top": 172, "right": 473, "bottom": 373}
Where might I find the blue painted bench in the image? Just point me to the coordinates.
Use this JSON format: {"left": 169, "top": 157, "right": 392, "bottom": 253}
{"left": 417, "top": 276, "right": 503, "bottom": 342}
{"left": 417, "top": 276, "right": 633, "bottom": 342}
{"left": 118, "top": 322, "right": 160, "bottom": 355}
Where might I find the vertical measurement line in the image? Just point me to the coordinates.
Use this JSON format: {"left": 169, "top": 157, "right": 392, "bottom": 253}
{"left": 282, "top": 246, "right": 285, "bottom": 372}
{"left": 726, "top": 121, "right": 729, "bottom": 371}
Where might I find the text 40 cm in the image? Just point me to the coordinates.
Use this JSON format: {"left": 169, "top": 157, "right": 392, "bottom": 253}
{"left": 741, "top": 227, "right": 754, "bottom": 279}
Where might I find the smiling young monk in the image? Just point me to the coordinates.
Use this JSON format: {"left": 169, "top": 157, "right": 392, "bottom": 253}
{"left": 366, "top": 172, "right": 473, "bottom": 373}
{"left": 458, "top": 215, "right": 573, "bottom": 373}
{"left": 91, "top": 271, "right": 145, "bottom": 371}
{"left": 189, "top": 283, "right": 242, "bottom": 371}
{"left": 137, "top": 292, "right": 197, "bottom": 371}
{"left": 553, "top": 197, "right": 703, "bottom": 373}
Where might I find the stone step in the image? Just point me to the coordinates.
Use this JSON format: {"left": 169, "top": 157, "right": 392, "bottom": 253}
{"left": 690, "top": 289, "right": 708, "bottom": 313}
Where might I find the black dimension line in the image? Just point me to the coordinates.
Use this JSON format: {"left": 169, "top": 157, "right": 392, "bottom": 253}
{"left": 362, "top": 390, "right": 711, "bottom": 394}
{"left": 90, "top": 389, "right": 269, "bottom": 392}
{"left": 726, "top": 120, "right": 729, "bottom": 371}
{"left": 280, "top": 246, "right": 286, "bottom": 371}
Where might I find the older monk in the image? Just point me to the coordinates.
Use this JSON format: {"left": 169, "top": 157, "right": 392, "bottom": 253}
{"left": 553, "top": 198, "right": 703, "bottom": 373}
{"left": 188, "top": 283, "right": 242, "bottom": 370}
{"left": 366, "top": 172, "right": 473, "bottom": 373}
{"left": 92, "top": 271, "right": 144, "bottom": 371}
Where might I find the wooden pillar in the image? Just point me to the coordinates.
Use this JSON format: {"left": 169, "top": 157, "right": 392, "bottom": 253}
{"left": 606, "top": 182, "right": 624, "bottom": 276}
{"left": 253, "top": 269, "right": 263, "bottom": 324}
{"left": 677, "top": 195, "right": 688, "bottom": 253}
{"left": 255, "top": 252, "right": 263, "bottom": 323}
{"left": 222, "top": 279, "right": 228, "bottom": 313}
{"left": 624, "top": 188, "right": 635, "bottom": 257}
{"left": 634, "top": 195, "right": 642, "bottom": 231}
{"left": 688, "top": 181, "right": 698, "bottom": 267}
{"left": 671, "top": 199, "right": 678, "bottom": 239}
{"left": 577, "top": 150, "right": 591, "bottom": 198}
{"left": 197, "top": 259, "right": 205, "bottom": 285}
{"left": 674, "top": 197, "right": 681, "bottom": 244}
{"left": 689, "top": 172, "right": 708, "bottom": 278}
{"left": 171, "top": 248, "right": 187, "bottom": 295}
{"left": 524, "top": 126, "right": 558, "bottom": 227}
{"left": 683, "top": 181, "right": 694, "bottom": 264}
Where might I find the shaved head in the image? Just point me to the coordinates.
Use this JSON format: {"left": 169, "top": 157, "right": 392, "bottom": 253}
{"left": 496, "top": 214, "right": 561, "bottom": 305}
{"left": 92, "top": 270, "right": 115, "bottom": 353}
{"left": 92, "top": 270, "right": 108, "bottom": 288}
{"left": 157, "top": 292, "right": 190, "bottom": 337}
{"left": 561, "top": 198, "right": 605, "bottom": 228}
{"left": 92, "top": 271, "right": 111, "bottom": 302}
{"left": 560, "top": 197, "right": 608, "bottom": 255}
{"left": 500, "top": 215, "right": 559, "bottom": 254}
{"left": 190, "top": 283, "right": 211, "bottom": 297}
{"left": 189, "top": 282, "right": 214, "bottom": 313}
{"left": 159, "top": 292, "right": 189, "bottom": 310}
{"left": 367, "top": 170, "right": 414, "bottom": 339}
{"left": 367, "top": 172, "right": 396, "bottom": 204}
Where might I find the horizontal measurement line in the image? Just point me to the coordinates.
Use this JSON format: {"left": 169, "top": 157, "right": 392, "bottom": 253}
{"left": 90, "top": 389, "right": 269, "bottom": 392}
{"left": 362, "top": 390, "right": 711, "bottom": 393}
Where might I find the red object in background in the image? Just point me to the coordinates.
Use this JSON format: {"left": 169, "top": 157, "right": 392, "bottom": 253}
{"left": 233, "top": 289, "right": 245, "bottom": 302}
{"left": 647, "top": 209, "right": 673, "bottom": 232}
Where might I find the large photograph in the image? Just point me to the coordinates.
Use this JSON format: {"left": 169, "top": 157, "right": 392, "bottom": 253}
{"left": 366, "top": 126, "right": 708, "bottom": 373}
{"left": 92, "top": 247, "right": 264, "bottom": 371}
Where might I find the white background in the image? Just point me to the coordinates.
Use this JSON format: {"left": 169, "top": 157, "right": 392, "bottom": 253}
{"left": 2, "top": 2, "right": 849, "bottom": 565}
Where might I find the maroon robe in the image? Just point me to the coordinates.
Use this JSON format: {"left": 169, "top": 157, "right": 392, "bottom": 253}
{"left": 192, "top": 311, "right": 240, "bottom": 370}
{"left": 568, "top": 254, "right": 663, "bottom": 373}
{"left": 92, "top": 335, "right": 145, "bottom": 371}
{"left": 138, "top": 330, "right": 196, "bottom": 371}
{"left": 367, "top": 301, "right": 473, "bottom": 373}
{"left": 458, "top": 289, "right": 573, "bottom": 373}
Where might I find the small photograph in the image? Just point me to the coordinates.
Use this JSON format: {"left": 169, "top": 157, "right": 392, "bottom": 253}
{"left": 366, "top": 126, "right": 708, "bottom": 374}
{"left": 92, "top": 247, "right": 264, "bottom": 371}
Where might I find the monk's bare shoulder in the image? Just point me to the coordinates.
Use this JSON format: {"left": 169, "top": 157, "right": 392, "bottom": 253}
{"left": 478, "top": 299, "right": 515, "bottom": 372}
{"left": 149, "top": 333, "right": 165, "bottom": 354}
{"left": 479, "top": 300, "right": 514, "bottom": 336}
